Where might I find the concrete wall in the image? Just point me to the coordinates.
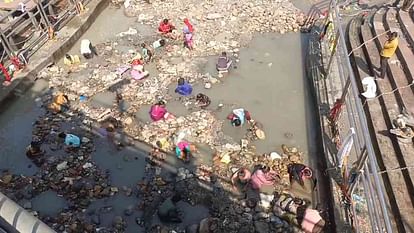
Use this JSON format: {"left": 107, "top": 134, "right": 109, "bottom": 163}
{"left": 0, "top": 192, "right": 56, "bottom": 233}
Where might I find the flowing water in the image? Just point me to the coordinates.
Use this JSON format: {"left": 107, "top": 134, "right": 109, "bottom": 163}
{"left": 0, "top": 2, "right": 319, "bottom": 232}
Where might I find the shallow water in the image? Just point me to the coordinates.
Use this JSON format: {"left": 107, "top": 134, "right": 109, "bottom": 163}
{"left": 208, "top": 33, "right": 312, "bottom": 156}
{"left": 92, "top": 139, "right": 147, "bottom": 187}
{"left": 67, "top": 6, "right": 154, "bottom": 58}
{"left": 86, "top": 194, "right": 144, "bottom": 233}
{"left": 0, "top": 79, "right": 49, "bottom": 175}
{"left": 31, "top": 190, "right": 68, "bottom": 216}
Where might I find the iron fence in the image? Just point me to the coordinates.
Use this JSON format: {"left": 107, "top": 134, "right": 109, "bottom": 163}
{"left": 0, "top": 0, "right": 89, "bottom": 67}
{"left": 307, "top": 0, "right": 393, "bottom": 232}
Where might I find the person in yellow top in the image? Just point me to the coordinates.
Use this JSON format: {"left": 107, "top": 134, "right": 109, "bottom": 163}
{"left": 48, "top": 92, "right": 70, "bottom": 113}
{"left": 379, "top": 32, "right": 398, "bottom": 79}
{"left": 63, "top": 54, "right": 80, "bottom": 66}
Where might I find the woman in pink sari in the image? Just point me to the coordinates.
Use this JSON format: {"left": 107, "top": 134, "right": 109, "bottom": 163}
{"left": 250, "top": 166, "right": 280, "bottom": 190}
{"left": 150, "top": 101, "right": 167, "bottom": 121}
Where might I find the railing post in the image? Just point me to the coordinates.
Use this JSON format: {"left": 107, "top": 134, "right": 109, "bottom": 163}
{"left": 7, "top": 36, "right": 18, "bottom": 53}
{"left": 0, "top": 29, "right": 13, "bottom": 59}
{"left": 401, "top": 0, "right": 414, "bottom": 11}
{"left": 325, "top": 30, "right": 340, "bottom": 78}
{"left": 28, "top": 10, "right": 40, "bottom": 30}
{"left": 36, "top": 0, "right": 51, "bottom": 28}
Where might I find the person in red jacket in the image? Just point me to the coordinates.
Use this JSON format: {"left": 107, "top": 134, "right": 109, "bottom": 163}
{"left": 1, "top": 63, "right": 12, "bottom": 86}
{"left": 158, "top": 19, "right": 176, "bottom": 39}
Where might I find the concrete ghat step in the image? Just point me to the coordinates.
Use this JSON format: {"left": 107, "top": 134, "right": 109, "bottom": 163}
{"left": 348, "top": 18, "right": 400, "bottom": 223}
{"left": 361, "top": 10, "right": 407, "bottom": 233}
{"left": 397, "top": 10, "right": 414, "bottom": 51}
{"left": 372, "top": 8, "right": 414, "bottom": 232}
{"left": 384, "top": 8, "right": 414, "bottom": 114}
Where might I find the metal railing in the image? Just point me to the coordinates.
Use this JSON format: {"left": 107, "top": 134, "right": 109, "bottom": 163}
{"left": 307, "top": 0, "right": 393, "bottom": 232}
{"left": 0, "top": 192, "right": 56, "bottom": 233}
{"left": 0, "top": 0, "right": 89, "bottom": 68}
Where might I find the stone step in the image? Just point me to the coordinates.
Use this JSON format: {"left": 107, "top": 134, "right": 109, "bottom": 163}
{"left": 384, "top": 8, "right": 414, "bottom": 115}
{"left": 360, "top": 10, "right": 404, "bottom": 229}
{"left": 348, "top": 17, "right": 400, "bottom": 232}
{"left": 397, "top": 10, "right": 414, "bottom": 51}
{"left": 370, "top": 8, "right": 414, "bottom": 232}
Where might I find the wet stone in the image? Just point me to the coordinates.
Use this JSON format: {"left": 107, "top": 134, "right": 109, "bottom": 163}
{"left": 254, "top": 221, "right": 270, "bottom": 233}
{"left": 22, "top": 200, "right": 32, "bottom": 209}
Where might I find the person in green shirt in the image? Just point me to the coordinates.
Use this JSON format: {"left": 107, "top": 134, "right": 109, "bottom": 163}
{"left": 141, "top": 43, "right": 153, "bottom": 62}
{"left": 157, "top": 194, "right": 182, "bottom": 223}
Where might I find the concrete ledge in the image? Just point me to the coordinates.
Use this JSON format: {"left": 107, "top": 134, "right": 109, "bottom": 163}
{"left": 0, "top": 192, "right": 55, "bottom": 233}
{"left": 0, "top": 0, "right": 109, "bottom": 108}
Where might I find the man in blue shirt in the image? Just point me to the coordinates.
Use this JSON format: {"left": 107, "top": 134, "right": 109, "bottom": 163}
{"left": 175, "top": 78, "right": 193, "bottom": 96}
{"left": 58, "top": 132, "right": 81, "bottom": 147}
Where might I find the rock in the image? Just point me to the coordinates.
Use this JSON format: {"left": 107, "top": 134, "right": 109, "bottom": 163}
{"left": 1, "top": 174, "right": 12, "bottom": 184}
{"left": 255, "top": 212, "right": 269, "bottom": 220}
{"left": 117, "top": 27, "right": 138, "bottom": 37}
{"left": 270, "top": 215, "right": 283, "bottom": 224}
{"left": 243, "top": 213, "right": 253, "bottom": 221}
{"left": 254, "top": 221, "right": 269, "bottom": 233}
{"left": 206, "top": 13, "right": 223, "bottom": 20}
{"left": 82, "top": 162, "right": 93, "bottom": 169}
{"left": 135, "top": 217, "right": 144, "bottom": 226}
{"left": 22, "top": 200, "right": 32, "bottom": 209}
{"left": 125, "top": 188, "right": 132, "bottom": 196}
{"left": 186, "top": 224, "right": 199, "bottom": 233}
{"left": 204, "top": 83, "right": 212, "bottom": 89}
{"left": 270, "top": 152, "right": 282, "bottom": 160}
{"left": 259, "top": 193, "right": 274, "bottom": 209}
{"left": 56, "top": 161, "right": 68, "bottom": 171}
{"left": 123, "top": 117, "right": 133, "bottom": 125}
{"left": 112, "top": 216, "right": 126, "bottom": 229}
{"left": 82, "top": 137, "right": 90, "bottom": 143}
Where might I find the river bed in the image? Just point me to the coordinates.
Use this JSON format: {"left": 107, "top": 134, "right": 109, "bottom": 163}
{"left": 0, "top": 2, "right": 319, "bottom": 232}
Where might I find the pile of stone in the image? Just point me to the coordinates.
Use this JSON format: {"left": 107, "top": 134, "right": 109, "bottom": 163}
{"left": 137, "top": 110, "right": 234, "bottom": 149}
{"left": 0, "top": 107, "right": 132, "bottom": 232}
{"left": 127, "top": 0, "right": 306, "bottom": 56}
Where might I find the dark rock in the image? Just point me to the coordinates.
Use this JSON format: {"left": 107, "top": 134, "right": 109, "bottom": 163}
{"left": 186, "top": 224, "right": 199, "bottom": 233}
{"left": 22, "top": 200, "right": 32, "bottom": 209}
{"left": 254, "top": 221, "right": 269, "bottom": 233}
{"left": 135, "top": 217, "right": 144, "bottom": 226}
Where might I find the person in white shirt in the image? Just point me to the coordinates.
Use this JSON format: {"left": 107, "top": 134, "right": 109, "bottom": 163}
{"left": 80, "top": 39, "right": 98, "bottom": 59}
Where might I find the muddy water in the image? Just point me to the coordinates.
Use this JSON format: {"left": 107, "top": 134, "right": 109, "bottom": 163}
{"left": 0, "top": 80, "right": 49, "bottom": 175}
{"left": 0, "top": 3, "right": 318, "bottom": 232}
{"left": 206, "top": 33, "right": 312, "bottom": 156}
{"left": 66, "top": 6, "right": 155, "bottom": 57}
{"left": 31, "top": 190, "right": 68, "bottom": 216}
